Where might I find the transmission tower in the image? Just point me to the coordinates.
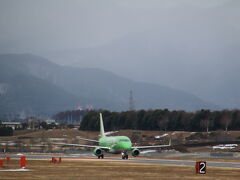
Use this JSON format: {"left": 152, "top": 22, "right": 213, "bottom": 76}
{"left": 129, "top": 90, "right": 135, "bottom": 111}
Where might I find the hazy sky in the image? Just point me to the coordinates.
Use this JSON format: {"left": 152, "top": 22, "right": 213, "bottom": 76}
{"left": 0, "top": 0, "right": 235, "bottom": 51}
{"left": 0, "top": 0, "right": 240, "bottom": 108}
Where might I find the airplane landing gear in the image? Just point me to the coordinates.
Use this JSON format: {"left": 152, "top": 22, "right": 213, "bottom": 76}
{"left": 98, "top": 154, "right": 104, "bottom": 159}
{"left": 121, "top": 151, "right": 128, "bottom": 159}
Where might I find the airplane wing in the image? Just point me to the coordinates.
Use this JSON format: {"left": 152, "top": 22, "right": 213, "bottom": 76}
{"left": 76, "top": 137, "right": 99, "bottom": 143}
{"left": 104, "top": 131, "right": 119, "bottom": 136}
{"left": 132, "top": 139, "right": 171, "bottom": 149}
{"left": 52, "top": 142, "right": 110, "bottom": 150}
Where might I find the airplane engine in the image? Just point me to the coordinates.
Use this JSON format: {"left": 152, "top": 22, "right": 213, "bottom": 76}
{"left": 93, "top": 148, "right": 103, "bottom": 156}
{"left": 132, "top": 148, "right": 140, "bottom": 157}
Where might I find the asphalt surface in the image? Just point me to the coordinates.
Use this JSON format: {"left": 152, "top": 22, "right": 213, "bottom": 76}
{"left": 1, "top": 153, "right": 240, "bottom": 169}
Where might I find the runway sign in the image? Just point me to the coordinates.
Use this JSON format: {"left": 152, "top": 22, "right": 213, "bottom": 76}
{"left": 195, "top": 161, "right": 206, "bottom": 174}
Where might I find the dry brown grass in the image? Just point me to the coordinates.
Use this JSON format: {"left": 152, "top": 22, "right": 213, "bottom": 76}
{"left": 1, "top": 129, "right": 240, "bottom": 155}
{"left": 0, "top": 159, "right": 239, "bottom": 179}
{"left": 3, "top": 129, "right": 240, "bottom": 142}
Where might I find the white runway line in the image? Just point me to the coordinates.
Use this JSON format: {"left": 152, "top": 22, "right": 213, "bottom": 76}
{"left": 0, "top": 168, "right": 31, "bottom": 171}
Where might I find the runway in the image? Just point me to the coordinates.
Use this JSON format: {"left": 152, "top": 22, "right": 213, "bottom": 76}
{"left": 2, "top": 153, "right": 240, "bottom": 169}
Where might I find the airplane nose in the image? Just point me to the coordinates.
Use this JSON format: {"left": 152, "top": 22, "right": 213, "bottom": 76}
{"left": 126, "top": 142, "right": 132, "bottom": 149}
{"left": 118, "top": 141, "right": 131, "bottom": 149}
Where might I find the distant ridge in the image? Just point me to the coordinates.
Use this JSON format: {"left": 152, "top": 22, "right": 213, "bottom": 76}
{"left": 0, "top": 53, "right": 218, "bottom": 114}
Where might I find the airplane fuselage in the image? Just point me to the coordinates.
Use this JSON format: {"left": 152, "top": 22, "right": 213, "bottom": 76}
{"left": 99, "top": 136, "right": 132, "bottom": 153}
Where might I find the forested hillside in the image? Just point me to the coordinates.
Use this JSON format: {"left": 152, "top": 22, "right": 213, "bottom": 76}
{"left": 0, "top": 54, "right": 80, "bottom": 114}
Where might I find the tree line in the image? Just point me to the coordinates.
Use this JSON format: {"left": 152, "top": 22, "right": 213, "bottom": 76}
{"left": 53, "top": 110, "right": 88, "bottom": 123}
{"left": 0, "top": 122, "right": 13, "bottom": 136}
{"left": 79, "top": 109, "right": 240, "bottom": 132}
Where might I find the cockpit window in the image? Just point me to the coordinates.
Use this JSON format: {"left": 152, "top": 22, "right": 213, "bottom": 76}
{"left": 120, "top": 139, "right": 129, "bottom": 142}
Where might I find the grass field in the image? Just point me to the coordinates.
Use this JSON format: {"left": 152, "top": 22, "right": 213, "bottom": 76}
{"left": 0, "top": 159, "right": 239, "bottom": 179}
{"left": 2, "top": 129, "right": 240, "bottom": 154}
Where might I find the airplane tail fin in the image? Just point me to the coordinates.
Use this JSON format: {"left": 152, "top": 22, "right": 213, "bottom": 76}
{"left": 169, "top": 139, "right": 172, "bottom": 146}
{"left": 99, "top": 113, "right": 106, "bottom": 138}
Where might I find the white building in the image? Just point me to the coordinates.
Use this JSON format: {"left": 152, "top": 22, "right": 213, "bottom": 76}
{"left": 1, "top": 122, "right": 22, "bottom": 130}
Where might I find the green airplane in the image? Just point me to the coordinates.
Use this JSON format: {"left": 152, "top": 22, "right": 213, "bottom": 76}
{"left": 54, "top": 113, "right": 171, "bottom": 159}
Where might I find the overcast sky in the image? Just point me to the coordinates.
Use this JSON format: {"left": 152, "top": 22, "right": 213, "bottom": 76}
{"left": 0, "top": 0, "right": 240, "bottom": 108}
{"left": 0, "top": 0, "right": 236, "bottom": 51}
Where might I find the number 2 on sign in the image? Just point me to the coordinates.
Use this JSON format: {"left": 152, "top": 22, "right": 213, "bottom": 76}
{"left": 199, "top": 162, "right": 206, "bottom": 174}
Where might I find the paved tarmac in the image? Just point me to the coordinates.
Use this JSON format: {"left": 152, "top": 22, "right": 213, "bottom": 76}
{"left": 1, "top": 153, "right": 240, "bottom": 169}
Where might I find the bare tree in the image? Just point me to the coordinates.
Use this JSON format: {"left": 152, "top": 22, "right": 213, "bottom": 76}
{"left": 221, "top": 114, "right": 232, "bottom": 132}
{"left": 200, "top": 119, "right": 212, "bottom": 133}
{"left": 158, "top": 117, "right": 169, "bottom": 132}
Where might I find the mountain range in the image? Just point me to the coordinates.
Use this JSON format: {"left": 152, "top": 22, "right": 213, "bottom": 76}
{"left": 0, "top": 53, "right": 218, "bottom": 115}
